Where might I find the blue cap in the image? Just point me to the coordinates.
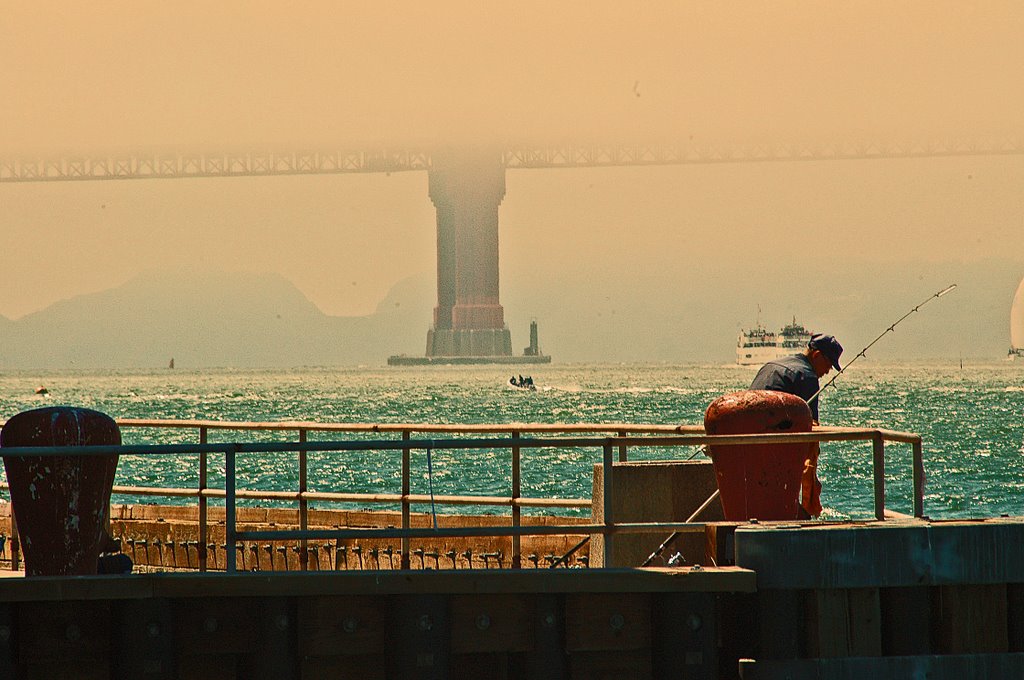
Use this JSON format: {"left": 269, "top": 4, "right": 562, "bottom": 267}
{"left": 808, "top": 333, "right": 843, "bottom": 371}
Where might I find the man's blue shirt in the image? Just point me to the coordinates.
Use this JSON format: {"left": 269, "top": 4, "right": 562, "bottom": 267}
{"left": 749, "top": 354, "right": 820, "bottom": 421}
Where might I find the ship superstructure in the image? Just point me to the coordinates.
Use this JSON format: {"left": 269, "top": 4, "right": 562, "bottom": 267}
{"left": 737, "top": 316, "right": 813, "bottom": 365}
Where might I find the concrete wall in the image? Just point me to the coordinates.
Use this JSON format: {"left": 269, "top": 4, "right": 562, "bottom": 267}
{"left": 591, "top": 460, "right": 723, "bottom": 568}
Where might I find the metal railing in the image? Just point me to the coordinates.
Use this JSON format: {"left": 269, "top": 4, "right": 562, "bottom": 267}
{"left": 0, "top": 420, "right": 925, "bottom": 573}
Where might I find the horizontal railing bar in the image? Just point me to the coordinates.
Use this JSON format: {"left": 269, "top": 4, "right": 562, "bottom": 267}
{"left": 623, "top": 432, "right": 922, "bottom": 446}
{"left": 97, "top": 484, "right": 590, "bottom": 508}
{"left": 0, "top": 437, "right": 611, "bottom": 457}
{"left": 0, "top": 430, "right": 920, "bottom": 459}
{"left": 113, "top": 419, "right": 921, "bottom": 443}
{"left": 237, "top": 521, "right": 710, "bottom": 542}
{"left": 114, "top": 419, "right": 708, "bottom": 435}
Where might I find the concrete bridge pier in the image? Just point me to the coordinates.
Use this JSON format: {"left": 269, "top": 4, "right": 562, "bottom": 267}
{"left": 425, "top": 152, "right": 512, "bottom": 358}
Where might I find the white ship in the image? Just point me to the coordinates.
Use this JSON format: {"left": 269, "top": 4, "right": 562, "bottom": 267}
{"left": 737, "top": 316, "right": 813, "bottom": 365}
{"left": 1010, "top": 276, "right": 1024, "bottom": 360}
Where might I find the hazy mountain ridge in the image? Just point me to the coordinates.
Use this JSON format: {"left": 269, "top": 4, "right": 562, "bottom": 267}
{"left": 0, "top": 261, "right": 1019, "bottom": 369}
{"left": 0, "top": 270, "right": 431, "bottom": 369}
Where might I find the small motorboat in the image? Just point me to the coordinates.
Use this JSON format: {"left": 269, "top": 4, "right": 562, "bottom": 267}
{"left": 35, "top": 386, "right": 48, "bottom": 396}
{"left": 508, "top": 375, "right": 536, "bottom": 391}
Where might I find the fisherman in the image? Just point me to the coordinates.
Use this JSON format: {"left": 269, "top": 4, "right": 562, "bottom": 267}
{"left": 749, "top": 333, "right": 843, "bottom": 518}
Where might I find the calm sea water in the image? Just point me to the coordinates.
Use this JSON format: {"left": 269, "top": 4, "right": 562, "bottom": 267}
{"left": 1, "top": 362, "right": 1022, "bottom": 520}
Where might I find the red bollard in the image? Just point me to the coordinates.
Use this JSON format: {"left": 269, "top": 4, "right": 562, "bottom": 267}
{"left": 1, "top": 406, "right": 120, "bottom": 576}
{"left": 704, "top": 390, "right": 813, "bottom": 521}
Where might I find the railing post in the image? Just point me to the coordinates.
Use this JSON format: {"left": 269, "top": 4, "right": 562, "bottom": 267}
{"left": 618, "top": 430, "right": 627, "bottom": 462}
{"left": 603, "top": 440, "right": 614, "bottom": 567}
{"left": 401, "top": 430, "right": 411, "bottom": 570}
{"left": 225, "top": 444, "right": 237, "bottom": 573}
{"left": 10, "top": 514, "right": 19, "bottom": 572}
{"left": 299, "top": 428, "right": 308, "bottom": 571}
{"left": 872, "top": 432, "right": 885, "bottom": 521}
{"left": 199, "top": 426, "right": 208, "bottom": 572}
{"left": 912, "top": 438, "right": 925, "bottom": 518}
{"left": 512, "top": 430, "right": 521, "bottom": 569}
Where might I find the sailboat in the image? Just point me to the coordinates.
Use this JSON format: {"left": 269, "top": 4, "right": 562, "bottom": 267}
{"left": 1010, "top": 278, "right": 1023, "bottom": 360}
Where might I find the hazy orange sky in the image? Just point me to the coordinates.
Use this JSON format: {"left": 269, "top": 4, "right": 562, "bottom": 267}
{"left": 2, "top": 2, "right": 1023, "bottom": 343}
{"left": 4, "top": 2, "right": 1023, "bottom": 151}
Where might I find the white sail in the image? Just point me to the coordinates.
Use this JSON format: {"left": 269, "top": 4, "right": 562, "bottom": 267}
{"left": 1012, "top": 276, "right": 1024, "bottom": 351}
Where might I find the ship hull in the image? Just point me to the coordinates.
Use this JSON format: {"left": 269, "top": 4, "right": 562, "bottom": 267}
{"left": 736, "top": 344, "right": 780, "bottom": 366}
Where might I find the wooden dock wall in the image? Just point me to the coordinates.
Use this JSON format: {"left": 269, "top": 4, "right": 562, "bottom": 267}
{"left": 0, "top": 568, "right": 753, "bottom": 680}
{"left": 1, "top": 517, "right": 1023, "bottom": 678}
{"left": 732, "top": 517, "right": 1024, "bottom": 679}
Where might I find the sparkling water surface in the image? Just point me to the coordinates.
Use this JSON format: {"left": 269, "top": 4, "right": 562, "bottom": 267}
{"left": 2, "top": 362, "right": 1022, "bottom": 519}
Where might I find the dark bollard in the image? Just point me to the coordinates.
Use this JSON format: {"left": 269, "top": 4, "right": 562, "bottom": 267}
{"left": 0, "top": 406, "right": 121, "bottom": 576}
{"left": 97, "top": 552, "right": 133, "bottom": 574}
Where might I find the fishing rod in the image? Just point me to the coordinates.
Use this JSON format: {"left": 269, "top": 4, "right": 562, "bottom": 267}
{"left": 807, "top": 283, "right": 957, "bottom": 404}
{"left": 642, "top": 283, "right": 958, "bottom": 568}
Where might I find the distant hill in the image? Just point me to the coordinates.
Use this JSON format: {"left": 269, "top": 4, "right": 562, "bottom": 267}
{"left": 0, "top": 270, "right": 432, "bottom": 369}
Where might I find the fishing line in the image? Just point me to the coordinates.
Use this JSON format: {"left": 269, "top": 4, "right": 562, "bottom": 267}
{"left": 808, "top": 283, "right": 957, "bottom": 404}
{"left": 425, "top": 444, "right": 438, "bottom": 529}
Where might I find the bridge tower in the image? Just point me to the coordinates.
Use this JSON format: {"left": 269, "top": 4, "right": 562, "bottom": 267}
{"left": 426, "top": 151, "right": 511, "bottom": 357}
{"left": 389, "top": 150, "right": 549, "bottom": 365}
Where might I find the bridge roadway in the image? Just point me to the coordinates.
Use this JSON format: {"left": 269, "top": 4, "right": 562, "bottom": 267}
{"left": 2, "top": 138, "right": 1024, "bottom": 181}
{"left": 4, "top": 138, "right": 1023, "bottom": 364}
